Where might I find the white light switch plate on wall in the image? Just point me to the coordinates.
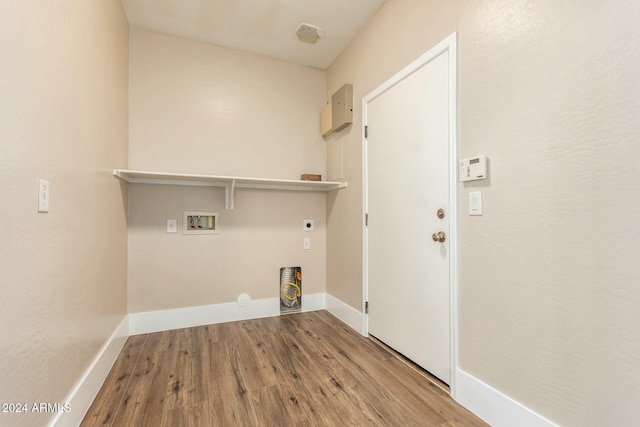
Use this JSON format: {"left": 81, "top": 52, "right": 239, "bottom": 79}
{"left": 38, "top": 179, "right": 50, "bottom": 213}
{"left": 167, "top": 219, "right": 177, "bottom": 233}
{"left": 469, "top": 191, "right": 483, "bottom": 216}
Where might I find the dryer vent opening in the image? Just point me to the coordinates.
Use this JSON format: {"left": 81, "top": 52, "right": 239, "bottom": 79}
{"left": 280, "top": 267, "right": 302, "bottom": 314}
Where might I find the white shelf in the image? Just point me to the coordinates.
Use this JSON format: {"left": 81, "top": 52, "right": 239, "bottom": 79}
{"left": 113, "top": 169, "right": 347, "bottom": 209}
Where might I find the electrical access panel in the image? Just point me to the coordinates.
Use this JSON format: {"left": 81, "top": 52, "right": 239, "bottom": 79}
{"left": 320, "top": 83, "right": 353, "bottom": 136}
{"left": 331, "top": 83, "right": 353, "bottom": 132}
{"left": 459, "top": 155, "right": 487, "bottom": 182}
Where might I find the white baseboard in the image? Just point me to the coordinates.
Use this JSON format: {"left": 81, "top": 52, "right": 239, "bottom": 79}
{"left": 454, "top": 368, "right": 558, "bottom": 427}
{"left": 325, "top": 293, "right": 366, "bottom": 336}
{"left": 301, "top": 292, "right": 326, "bottom": 312}
{"left": 129, "top": 293, "right": 327, "bottom": 335}
{"left": 49, "top": 316, "right": 129, "bottom": 427}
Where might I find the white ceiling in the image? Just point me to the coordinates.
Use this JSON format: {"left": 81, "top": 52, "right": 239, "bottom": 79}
{"left": 121, "top": 0, "right": 386, "bottom": 70}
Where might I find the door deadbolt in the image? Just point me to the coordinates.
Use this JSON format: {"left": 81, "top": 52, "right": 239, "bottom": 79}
{"left": 436, "top": 208, "right": 445, "bottom": 219}
{"left": 432, "top": 231, "right": 446, "bottom": 242}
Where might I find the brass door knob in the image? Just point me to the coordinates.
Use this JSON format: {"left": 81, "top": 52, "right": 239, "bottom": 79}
{"left": 432, "top": 231, "right": 446, "bottom": 242}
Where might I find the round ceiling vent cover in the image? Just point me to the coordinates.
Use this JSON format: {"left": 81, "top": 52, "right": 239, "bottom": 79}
{"left": 295, "top": 23, "right": 325, "bottom": 44}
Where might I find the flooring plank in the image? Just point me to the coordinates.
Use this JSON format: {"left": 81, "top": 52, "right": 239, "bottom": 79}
{"left": 338, "top": 361, "right": 447, "bottom": 426}
{"left": 143, "top": 328, "right": 176, "bottom": 353}
{"left": 135, "top": 348, "right": 174, "bottom": 427}
{"left": 374, "top": 358, "right": 487, "bottom": 426}
{"left": 106, "top": 348, "right": 162, "bottom": 426}
{"left": 235, "top": 337, "right": 282, "bottom": 392}
{"left": 250, "top": 383, "right": 310, "bottom": 427}
{"left": 204, "top": 339, "right": 250, "bottom": 398}
{"left": 164, "top": 330, "right": 207, "bottom": 410}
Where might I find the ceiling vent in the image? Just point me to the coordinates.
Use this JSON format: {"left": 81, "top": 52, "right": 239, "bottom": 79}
{"left": 295, "top": 23, "right": 325, "bottom": 44}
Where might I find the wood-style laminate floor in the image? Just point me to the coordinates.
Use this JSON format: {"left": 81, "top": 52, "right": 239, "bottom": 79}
{"left": 81, "top": 310, "right": 488, "bottom": 426}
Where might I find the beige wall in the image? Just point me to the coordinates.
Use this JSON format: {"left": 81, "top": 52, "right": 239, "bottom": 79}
{"left": 129, "top": 27, "right": 327, "bottom": 178}
{"left": 127, "top": 29, "right": 327, "bottom": 312}
{"left": 128, "top": 185, "right": 326, "bottom": 311}
{"left": 326, "top": 1, "right": 640, "bottom": 426}
{"left": 0, "top": 1, "right": 129, "bottom": 426}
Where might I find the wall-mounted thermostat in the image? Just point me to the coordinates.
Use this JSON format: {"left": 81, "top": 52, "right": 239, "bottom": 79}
{"left": 459, "top": 155, "right": 487, "bottom": 182}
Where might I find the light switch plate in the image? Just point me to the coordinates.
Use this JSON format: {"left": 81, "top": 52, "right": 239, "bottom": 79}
{"left": 38, "top": 179, "right": 50, "bottom": 213}
{"left": 303, "top": 237, "right": 311, "bottom": 250}
{"left": 469, "top": 191, "right": 483, "bottom": 216}
{"left": 167, "top": 219, "right": 177, "bottom": 233}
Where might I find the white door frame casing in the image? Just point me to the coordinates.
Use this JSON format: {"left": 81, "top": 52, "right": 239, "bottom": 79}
{"left": 361, "top": 32, "right": 459, "bottom": 396}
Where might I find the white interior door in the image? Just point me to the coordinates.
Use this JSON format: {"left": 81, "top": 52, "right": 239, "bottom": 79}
{"left": 365, "top": 50, "right": 451, "bottom": 384}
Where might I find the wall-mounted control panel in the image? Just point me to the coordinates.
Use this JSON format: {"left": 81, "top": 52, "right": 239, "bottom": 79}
{"left": 459, "top": 155, "right": 487, "bottom": 182}
{"left": 183, "top": 211, "right": 219, "bottom": 235}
